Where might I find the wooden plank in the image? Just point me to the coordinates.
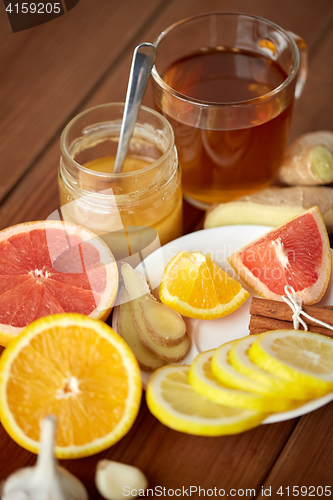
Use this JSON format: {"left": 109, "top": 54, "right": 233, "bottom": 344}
{"left": 129, "top": 415, "right": 295, "bottom": 498}
{"left": 256, "top": 401, "right": 333, "bottom": 498}
{"left": 140, "top": 0, "right": 333, "bottom": 53}
{"left": 1, "top": 0, "right": 333, "bottom": 230}
{"left": 140, "top": 0, "right": 333, "bottom": 140}
{"left": 0, "top": 0, "right": 166, "bottom": 201}
{"left": 183, "top": 200, "right": 203, "bottom": 235}
{"left": 0, "top": 1, "right": 333, "bottom": 497}
{"left": 0, "top": 0, "right": 332, "bottom": 207}
{"left": 290, "top": 27, "right": 333, "bottom": 140}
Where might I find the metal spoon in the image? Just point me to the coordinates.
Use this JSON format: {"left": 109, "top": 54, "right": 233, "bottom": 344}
{"left": 113, "top": 42, "right": 157, "bottom": 174}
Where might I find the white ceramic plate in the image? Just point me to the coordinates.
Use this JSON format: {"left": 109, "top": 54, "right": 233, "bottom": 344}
{"left": 113, "top": 225, "right": 333, "bottom": 424}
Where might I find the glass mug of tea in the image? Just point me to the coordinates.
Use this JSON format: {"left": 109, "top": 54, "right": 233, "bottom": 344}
{"left": 151, "top": 12, "right": 308, "bottom": 208}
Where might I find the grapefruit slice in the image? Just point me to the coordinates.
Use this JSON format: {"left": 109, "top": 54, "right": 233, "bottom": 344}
{"left": 0, "top": 220, "right": 118, "bottom": 346}
{"left": 228, "top": 207, "right": 331, "bottom": 305}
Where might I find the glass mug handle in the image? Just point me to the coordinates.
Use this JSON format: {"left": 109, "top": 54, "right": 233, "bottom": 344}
{"left": 287, "top": 31, "right": 308, "bottom": 99}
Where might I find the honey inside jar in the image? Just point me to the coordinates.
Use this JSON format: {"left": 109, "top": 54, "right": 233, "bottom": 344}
{"left": 86, "top": 155, "right": 150, "bottom": 174}
{"left": 59, "top": 104, "right": 182, "bottom": 261}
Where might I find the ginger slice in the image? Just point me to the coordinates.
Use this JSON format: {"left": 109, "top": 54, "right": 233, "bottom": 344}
{"left": 117, "top": 287, "right": 165, "bottom": 372}
{"left": 130, "top": 298, "right": 190, "bottom": 362}
{"left": 204, "top": 186, "right": 333, "bottom": 233}
{"left": 121, "top": 263, "right": 153, "bottom": 300}
{"left": 121, "top": 263, "right": 190, "bottom": 362}
{"left": 140, "top": 297, "right": 186, "bottom": 347}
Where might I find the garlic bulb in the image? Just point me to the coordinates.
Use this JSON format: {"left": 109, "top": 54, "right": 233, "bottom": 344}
{"left": 2, "top": 416, "right": 88, "bottom": 500}
{"left": 95, "top": 460, "right": 148, "bottom": 500}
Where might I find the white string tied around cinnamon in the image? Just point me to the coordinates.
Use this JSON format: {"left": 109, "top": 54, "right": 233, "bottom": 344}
{"left": 282, "top": 285, "right": 333, "bottom": 332}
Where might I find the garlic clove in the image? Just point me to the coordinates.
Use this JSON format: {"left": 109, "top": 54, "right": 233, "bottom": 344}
{"left": 95, "top": 460, "right": 148, "bottom": 500}
{"left": 2, "top": 416, "right": 89, "bottom": 500}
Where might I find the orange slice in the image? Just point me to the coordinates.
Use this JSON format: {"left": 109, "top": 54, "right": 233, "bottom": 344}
{"left": 159, "top": 251, "right": 249, "bottom": 319}
{"left": 0, "top": 314, "right": 142, "bottom": 458}
{"left": 228, "top": 207, "right": 331, "bottom": 305}
{"left": 0, "top": 220, "right": 118, "bottom": 346}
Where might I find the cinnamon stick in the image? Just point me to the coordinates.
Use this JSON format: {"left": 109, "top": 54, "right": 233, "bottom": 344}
{"left": 250, "top": 297, "right": 333, "bottom": 328}
{"left": 249, "top": 314, "right": 333, "bottom": 339}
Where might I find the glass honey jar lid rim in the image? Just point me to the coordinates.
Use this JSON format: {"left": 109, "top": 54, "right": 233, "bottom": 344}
{"left": 60, "top": 102, "right": 176, "bottom": 180}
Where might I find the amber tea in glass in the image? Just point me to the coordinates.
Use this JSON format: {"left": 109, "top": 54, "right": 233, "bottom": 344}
{"left": 152, "top": 13, "right": 307, "bottom": 208}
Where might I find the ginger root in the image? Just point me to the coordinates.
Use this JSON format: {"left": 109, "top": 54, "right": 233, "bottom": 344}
{"left": 278, "top": 131, "right": 333, "bottom": 185}
{"left": 117, "top": 287, "right": 165, "bottom": 372}
{"left": 204, "top": 186, "right": 333, "bottom": 233}
{"left": 118, "top": 264, "right": 189, "bottom": 366}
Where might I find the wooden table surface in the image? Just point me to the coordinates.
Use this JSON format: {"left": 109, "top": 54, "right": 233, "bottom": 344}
{"left": 1, "top": 0, "right": 333, "bottom": 498}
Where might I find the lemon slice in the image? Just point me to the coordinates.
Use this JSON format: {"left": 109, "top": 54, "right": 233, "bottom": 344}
{"left": 189, "top": 350, "right": 296, "bottom": 412}
{"left": 229, "top": 335, "right": 312, "bottom": 401}
{"left": 146, "top": 365, "right": 265, "bottom": 436}
{"left": 0, "top": 314, "right": 142, "bottom": 458}
{"left": 212, "top": 341, "right": 278, "bottom": 394}
{"left": 249, "top": 330, "right": 333, "bottom": 398}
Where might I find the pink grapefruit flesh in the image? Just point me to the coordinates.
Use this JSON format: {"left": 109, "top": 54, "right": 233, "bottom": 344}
{"left": 0, "top": 221, "right": 118, "bottom": 346}
{"left": 228, "top": 207, "right": 331, "bottom": 305}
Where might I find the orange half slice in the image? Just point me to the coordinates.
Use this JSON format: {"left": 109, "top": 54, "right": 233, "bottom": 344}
{"left": 159, "top": 251, "right": 249, "bottom": 319}
{"left": 0, "top": 314, "right": 142, "bottom": 458}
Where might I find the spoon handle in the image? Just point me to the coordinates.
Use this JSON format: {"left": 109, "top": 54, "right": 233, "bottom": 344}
{"left": 113, "top": 43, "right": 157, "bottom": 174}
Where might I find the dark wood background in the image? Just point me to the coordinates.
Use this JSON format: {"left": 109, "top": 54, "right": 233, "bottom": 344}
{"left": 0, "top": 1, "right": 333, "bottom": 498}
